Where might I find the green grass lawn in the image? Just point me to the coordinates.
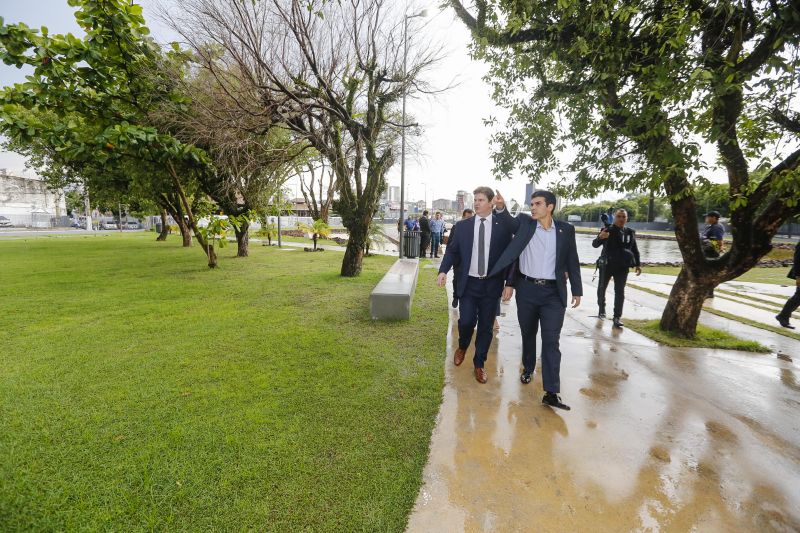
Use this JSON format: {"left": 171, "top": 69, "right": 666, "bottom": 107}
{"left": 0, "top": 233, "right": 447, "bottom": 531}
{"left": 625, "top": 320, "right": 770, "bottom": 352}
{"left": 643, "top": 265, "right": 794, "bottom": 285}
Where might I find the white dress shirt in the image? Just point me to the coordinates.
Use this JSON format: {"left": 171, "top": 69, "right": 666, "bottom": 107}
{"left": 520, "top": 221, "right": 557, "bottom": 279}
{"left": 468, "top": 214, "right": 492, "bottom": 277}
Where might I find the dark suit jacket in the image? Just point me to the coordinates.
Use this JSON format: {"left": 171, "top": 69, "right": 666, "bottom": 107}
{"left": 419, "top": 216, "right": 431, "bottom": 234}
{"left": 489, "top": 211, "right": 583, "bottom": 308}
{"left": 592, "top": 225, "right": 640, "bottom": 268}
{"left": 789, "top": 243, "right": 800, "bottom": 279}
{"left": 439, "top": 212, "right": 515, "bottom": 298}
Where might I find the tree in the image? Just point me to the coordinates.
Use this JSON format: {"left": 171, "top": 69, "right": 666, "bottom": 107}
{"left": 154, "top": 62, "right": 310, "bottom": 257}
{"left": 295, "top": 154, "right": 336, "bottom": 224}
{"left": 168, "top": 0, "right": 441, "bottom": 276}
{"left": 451, "top": 0, "right": 800, "bottom": 337}
{"left": 297, "top": 218, "right": 331, "bottom": 251}
{"left": 0, "top": 1, "right": 221, "bottom": 267}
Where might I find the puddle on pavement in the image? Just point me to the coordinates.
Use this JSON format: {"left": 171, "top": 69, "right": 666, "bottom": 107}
{"left": 407, "top": 295, "right": 800, "bottom": 532}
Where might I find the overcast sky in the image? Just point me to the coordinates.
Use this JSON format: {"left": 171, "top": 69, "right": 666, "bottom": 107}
{"left": 1, "top": 1, "right": 739, "bottom": 207}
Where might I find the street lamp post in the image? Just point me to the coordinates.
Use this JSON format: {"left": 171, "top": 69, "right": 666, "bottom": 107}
{"left": 398, "top": 9, "right": 427, "bottom": 259}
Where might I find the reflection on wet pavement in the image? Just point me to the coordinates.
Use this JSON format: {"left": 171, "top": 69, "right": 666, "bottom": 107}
{"left": 407, "top": 280, "right": 800, "bottom": 532}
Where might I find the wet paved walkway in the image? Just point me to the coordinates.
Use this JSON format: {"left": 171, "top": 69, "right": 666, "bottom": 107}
{"left": 407, "top": 268, "right": 800, "bottom": 532}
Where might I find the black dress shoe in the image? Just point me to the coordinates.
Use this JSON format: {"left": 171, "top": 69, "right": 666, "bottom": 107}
{"left": 542, "top": 392, "right": 570, "bottom": 411}
{"left": 613, "top": 317, "right": 624, "bottom": 328}
{"left": 520, "top": 371, "right": 532, "bottom": 384}
{"left": 776, "top": 315, "right": 795, "bottom": 329}
{"left": 452, "top": 297, "right": 459, "bottom": 308}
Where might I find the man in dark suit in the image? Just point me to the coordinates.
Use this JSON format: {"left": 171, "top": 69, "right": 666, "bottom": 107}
{"left": 491, "top": 190, "right": 582, "bottom": 410}
{"left": 437, "top": 187, "right": 515, "bottom": 384}
{"left": 419, "top": 210, "right": 431, "bottom": 257}
{"left": 776, "top": 242, "right": 800, "bottom": 329}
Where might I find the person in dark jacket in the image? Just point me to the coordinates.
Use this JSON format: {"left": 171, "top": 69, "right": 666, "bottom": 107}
{"left": 437, "top": 189, "right": 516, "bottom": 385}
{"left": 776, "top": 242, "right": 800, "bottom": 329}
{"left": 419, "top": 210, "right": 431, "bottom": 257}
{"left": 592, "top": 208, "right": 641, "bottom": 328}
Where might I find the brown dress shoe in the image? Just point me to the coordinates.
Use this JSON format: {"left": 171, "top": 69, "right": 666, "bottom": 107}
{"left": 453, "top": 348, "right": 466, "bottom": 366}
{"left": 474, "top": 367, "right": 487, "bottom": 384}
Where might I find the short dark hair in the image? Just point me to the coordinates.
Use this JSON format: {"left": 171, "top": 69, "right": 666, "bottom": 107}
{"left": 423, "top": 210, "right": 429, "bottom": 216}
{"left": 531, "top": 190, "right": 557, "bottom": 209}
{"left": 473, "top": 186, "right": 494, "bottom": 201}
{"left": 462, "top": 208, "right": 474, "bottom": 217}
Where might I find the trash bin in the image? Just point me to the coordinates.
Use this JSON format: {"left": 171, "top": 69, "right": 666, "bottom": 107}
{"left": 403, "top": 230, "right": 421, "bottom": 258}
{"left": 155, "top": 221, "right": 163, "bottom": 234}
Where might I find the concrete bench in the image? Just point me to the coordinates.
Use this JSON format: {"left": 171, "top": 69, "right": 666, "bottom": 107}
{"left": 370, "top": 258, "right": 419, "bottom": 320}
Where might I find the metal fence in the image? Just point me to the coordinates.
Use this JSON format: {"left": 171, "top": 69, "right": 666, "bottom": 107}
{"left": 0, "top": 213, "right": 72, "bottom": 228}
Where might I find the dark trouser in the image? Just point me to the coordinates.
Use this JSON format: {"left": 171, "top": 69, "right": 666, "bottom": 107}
{"left": 778, "top": 286, "right": 800, "bottom": 320}
{"left": 420, "top": 232, "right": 431, "bottom": 257}
{"left": 458, "top": 275, "right": 504, "bottom": 368}
{"left": 452, "top": 265, "right": 460, "bottom": 300}
{"left": 598, "top": 265, "right": 629, "bottom": 318}
{"left": 516, "top": 281, "right": 566, "bottom": 393}
{"left": 431, "top": 232, "right": 442, "bottom": 256}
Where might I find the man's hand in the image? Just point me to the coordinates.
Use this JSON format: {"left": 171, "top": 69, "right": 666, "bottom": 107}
{"left": 502, "top": 286, "right": 514, "bottom": 301}
{"left": 598, "top": 228, "right": 609, "bottom": 239}
{"left": 493, "top": 190, "right": 505, "bottom": 211}
{"left": 635, "top": 267, "right": 642, "bottom": 276}
{"left": 437, "top": 272, "right": 447, "bottom": 287}
{"left": 571, "top": 295, "right": 582, "bottom": 308}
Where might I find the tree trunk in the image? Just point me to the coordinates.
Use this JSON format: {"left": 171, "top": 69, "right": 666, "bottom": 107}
{"left": 203, "top": 240, "right": 218, "bottom": 268}
{"left": 176, "top": 216, "right": 192, "bottom": 247}
{"left": 659, "top": 267, "right": 716, "bottom": 337}
{"left": 313, "top": 233, "right": 318, "bottom": 250}
{"left": 234, "top": 220, "right": 249, "bottom": 257}
{"left": 341, "top": 225, "right": 366, "bottom": 276}
{"left": 156, "top": 209, "right": 169, "bottom": 241}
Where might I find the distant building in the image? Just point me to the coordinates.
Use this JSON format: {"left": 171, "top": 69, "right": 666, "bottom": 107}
{"left": 525, "top": 182, "right": 536, "bottom": 203}
{"left": 525, "top": 181, "right": 562, "bottom": 212}
{"left": 456, "top": 190, "right": 474, "bottom": 212}
{"left": 388, "top": 185, "right": 400, "bottom": 203}
{"left": 432, "top": 198, "right": 451, "bottom": 211}
{"left": 0, "top": 169, "right": 67, "bottom": 227}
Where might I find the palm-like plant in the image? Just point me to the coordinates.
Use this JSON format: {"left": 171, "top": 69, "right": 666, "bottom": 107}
{"left": 297, "top": 219, "right": 331, "bottom": 250}
{"left": 364, "top": 221, "right": 388, "bottom": 256}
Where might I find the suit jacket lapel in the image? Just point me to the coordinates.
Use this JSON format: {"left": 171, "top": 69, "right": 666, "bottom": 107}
{"left": 555, "top": 220, "right": 563, "bottom": 263}
{"left": 462, "top": 217, "right": 475, "bottom": 269}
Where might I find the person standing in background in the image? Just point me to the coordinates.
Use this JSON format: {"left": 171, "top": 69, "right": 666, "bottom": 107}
{"left": 419, "top": 210, "right": 431, "bottom": 257}
{"left": 700, "top": 210, "right": 725, "bottom": 298}
{"left": 776, "top": 242, "right": 800, "bottom": 329}
{"left": 429, "top": 212, "right": 445, "bottom": 258}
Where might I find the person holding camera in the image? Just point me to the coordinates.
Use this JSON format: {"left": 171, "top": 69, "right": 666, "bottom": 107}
{"left": 593, "top": 209, "right": 641, "bottom": 328}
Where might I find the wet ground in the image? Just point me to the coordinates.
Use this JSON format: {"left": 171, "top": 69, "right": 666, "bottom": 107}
{"left": 407, "top": 268, "right": 800, "bottom": 532}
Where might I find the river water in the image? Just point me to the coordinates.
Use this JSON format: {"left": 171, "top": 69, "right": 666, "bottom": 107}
{"left": 378, "top": 225, "right": 682, "bottom": 263}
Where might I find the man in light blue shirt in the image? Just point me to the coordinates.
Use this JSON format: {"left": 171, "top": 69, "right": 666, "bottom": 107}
{"left": 429, "top": 212, "right": 446, "bottom": 258}
{"left": 491, "top": 190, "right": 582, "bottom": 411}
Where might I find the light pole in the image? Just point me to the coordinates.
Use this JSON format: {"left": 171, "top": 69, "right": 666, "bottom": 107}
{"left": 398, "top": 8, "right": 427, "bottom": 259}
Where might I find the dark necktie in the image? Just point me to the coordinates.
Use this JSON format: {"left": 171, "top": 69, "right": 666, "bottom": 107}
{"left": 478, "top": 218, "right": 486, "bottom": 276}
